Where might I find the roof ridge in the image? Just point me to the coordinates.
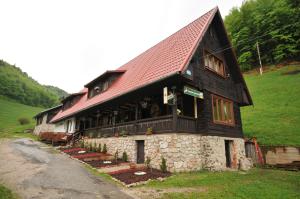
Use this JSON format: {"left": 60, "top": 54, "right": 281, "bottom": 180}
{"left": 117, "top": 7, "right": 218, "bottom": 71}
{"left": 179, "top": 7, "right": 218, "bottom": 72}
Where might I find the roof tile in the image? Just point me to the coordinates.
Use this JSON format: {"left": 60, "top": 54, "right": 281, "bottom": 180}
{"left": 51, "top": 7, "right": 218, "bottom": 122}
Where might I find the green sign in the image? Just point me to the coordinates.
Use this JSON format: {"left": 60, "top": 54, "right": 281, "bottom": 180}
{"left": 183, "top": 86, "right": 203, "bottom": 99}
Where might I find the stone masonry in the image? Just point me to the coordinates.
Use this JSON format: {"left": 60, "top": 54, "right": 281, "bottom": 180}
{"left": 84, "top": 133, "right": 247, "bottom": 172}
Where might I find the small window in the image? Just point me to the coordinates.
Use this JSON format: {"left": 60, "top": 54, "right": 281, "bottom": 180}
{"left": 212, "top": 95, "right": 234, "bottom": 125}
{"left": 204, "top": 51, "right": 225, "bottom": 77}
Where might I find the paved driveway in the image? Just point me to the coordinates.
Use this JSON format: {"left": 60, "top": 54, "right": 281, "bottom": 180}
{"left": 0, "top": 138, "right": 134, "bottom": 199}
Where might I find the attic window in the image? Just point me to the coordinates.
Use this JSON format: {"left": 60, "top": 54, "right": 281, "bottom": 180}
{"left": 204, "top": 50, "right": 225, "bottom": 77}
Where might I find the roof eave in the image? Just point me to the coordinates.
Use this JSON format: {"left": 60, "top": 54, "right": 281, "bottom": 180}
{"left": 50, "top": 71, "right": 180, "bottom": 123}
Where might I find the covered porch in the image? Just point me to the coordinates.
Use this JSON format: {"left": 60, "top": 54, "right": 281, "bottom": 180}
{"left": 74, "top": 75, "right": 204, "bottom": 137}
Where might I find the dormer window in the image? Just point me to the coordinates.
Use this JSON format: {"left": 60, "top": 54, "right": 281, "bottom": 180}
{"left": 204, "top": 50, "right": 225, "bottom": 77}
{"left": 85, "top": 70, "right": 126, "bottom": 99}
{"left": 61, "top": 92, "right": 85, "bottom": 111}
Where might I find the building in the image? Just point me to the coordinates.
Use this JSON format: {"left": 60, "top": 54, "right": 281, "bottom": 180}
{"left": 34, "top": 7, "right": 253, "bottom": 172}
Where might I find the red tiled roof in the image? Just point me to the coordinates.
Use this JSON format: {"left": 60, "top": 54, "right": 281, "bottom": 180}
{"left": 51, "top": 7, "right": 218, "bottom": 123}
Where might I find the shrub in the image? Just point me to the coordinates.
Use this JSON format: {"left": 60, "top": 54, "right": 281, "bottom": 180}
{"left": 93, "top": 142, "right": 97, "bottom": 152}
{"left": 89, "top": 143, "right": 93, "bottom": 152}
{"left": 80, "top": 140, "right": 84, "bottom": 148}
{"left": 102, "top": 144, "right": 107, "bottom": 154}
{"left": 122, "top": 151, "right": 128, "bottom": 162}
{"left": 18, "top": 117, "right": 30, "bottom": 125}
{"left": 160, "top": 157, "right": 167, "bottom": 173}
{"left": 145, "top": 156, "right": 151, "bottom": 169}
{"left": 120, "top": 130, "right": 128, "bottom": 137}
{"left": 146, "top": 127, "right": 153, "bottom": 135}
{"left": 114, "top": 150, "right": 119, "bottom": 163}
{"left": 98, "top": 143, "right": 102, "bottom": 153}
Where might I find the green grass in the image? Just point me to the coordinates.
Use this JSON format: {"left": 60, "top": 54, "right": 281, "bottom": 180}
{"left": 142, "top": 168, "right": 300, "bottom": 199}
{"left": 0, "top": 184, "right": 17, "bottom": 199}
{"left": 0, "top": 97, "right": 42, "bottom": 139}
{"left": 241, "top": 65, "right": 300, "bottom": 146}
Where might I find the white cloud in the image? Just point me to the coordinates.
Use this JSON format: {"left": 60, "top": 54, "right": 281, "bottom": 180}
{"left": 0, "top": 0, "right": 243, "bottom": 93}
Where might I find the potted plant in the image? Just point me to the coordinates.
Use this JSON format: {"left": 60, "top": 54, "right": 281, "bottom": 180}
{"left": 146, "top": 127, "right": 153, "bottom": 135}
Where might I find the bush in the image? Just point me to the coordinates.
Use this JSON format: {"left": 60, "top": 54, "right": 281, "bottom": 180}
{"left": 80, "top": 140, "right": 84, "bottom": 148}
{"left": 102, "top": 144, "right": 107, "bottom": 154}
{"left": 98, "top": 143, "right": 102, "bottom": 153}
{"left": 122, "top": 151, "right": 128, "bottom": 162}
{"left": 89, "top": 143, "right": 93, "bottom": 152}
{"left": 93, "top": 142, "right": 97, "bottom": 152}
{"left": 145, "top": 156, "right": 151, "bottom": 169}
{"left": 160, "top": 157, "right": 167, "bottom": 173}
{"left": 18, "top": 117, "right": 30, "bottom": 125}
{"left": 114, "top": 150, "right": 119, "bottom": 163}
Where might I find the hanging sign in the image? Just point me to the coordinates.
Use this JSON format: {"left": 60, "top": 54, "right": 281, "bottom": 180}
{"left": 163, "top": 87, "right": 175, "bottom": 105}
{"left": 183, "top": 86, "right": 203, "bottom": 99}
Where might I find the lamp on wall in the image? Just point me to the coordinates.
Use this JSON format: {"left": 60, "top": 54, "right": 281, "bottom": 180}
{"left": 113, "top": 110, "right": 118, "bottom": 116}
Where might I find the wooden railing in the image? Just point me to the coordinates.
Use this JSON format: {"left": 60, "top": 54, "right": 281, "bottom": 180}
{"left": 177, "top": 115, "right": 197, "bottom": 132}
{"left": 84, "top": 114, "right": 197, "bottom": 137}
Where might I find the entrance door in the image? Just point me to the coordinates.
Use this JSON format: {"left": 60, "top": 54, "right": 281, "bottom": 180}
{"left": 225, "top": 140, "right": 232, "bottom": 168}
{"left": 136, "top": 140, "right": 145, "bottom": 164}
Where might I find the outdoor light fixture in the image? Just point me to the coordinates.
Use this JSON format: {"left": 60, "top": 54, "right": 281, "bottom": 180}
{"left": 140, "top": 101, "right": 147, "bottom": 108}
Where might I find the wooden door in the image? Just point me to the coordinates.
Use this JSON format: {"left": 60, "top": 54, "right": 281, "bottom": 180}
{"left": 136, "top": 140, "right": 145, "bottom": 163}
{"left": 225, "top": 140, "right": 232, "bottom": 168}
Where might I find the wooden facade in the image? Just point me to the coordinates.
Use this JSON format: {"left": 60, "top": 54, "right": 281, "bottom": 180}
{"left": 46, "top": 8, "right": 251, "bottom": 140}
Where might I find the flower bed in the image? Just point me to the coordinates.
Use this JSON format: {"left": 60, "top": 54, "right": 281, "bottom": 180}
{"left": 84, "top": 159, "right": 127, "bottom": 168}
{"left": 72, "top": 152, "right": 102, "bottom": 159}
{"left": 62, "top": 147, "right": 86, "bottom": 154}
{"left": 109, "top": 168, "right": 171, "bottom": 185}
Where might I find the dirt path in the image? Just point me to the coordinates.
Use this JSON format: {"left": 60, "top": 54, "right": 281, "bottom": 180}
{"left": 0, "top": 138, "right": 134, "bottom": 199}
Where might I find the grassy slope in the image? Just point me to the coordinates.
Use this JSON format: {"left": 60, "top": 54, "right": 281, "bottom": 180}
{"left": 143, "top": 169, "right": 300, "bottom": 199}
{"left": 0, "top": 185, "right": 17, "bottom": 199}
{"left": 0, "top": 97, "right": 42, "bottom": 139}
{"left": 241, "top": 65, "right": 300, "bottom": 146}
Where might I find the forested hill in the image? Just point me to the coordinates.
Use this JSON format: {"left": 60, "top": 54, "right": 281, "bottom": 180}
{"left": 44, "top": 85, "right": 68, "bottom": 99}
{"left": 224, "top": 0, "right": 300, "bottom": 71}
{"left": 0, "top": 60, "right": 68, "bottom": 108}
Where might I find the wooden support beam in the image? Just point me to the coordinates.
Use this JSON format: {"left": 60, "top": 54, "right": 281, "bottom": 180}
{"left": 194, "top": 97, "right": 198, "bottom": 119}
{"left": 172, "top": 90, "right": 178, "bottom": 132}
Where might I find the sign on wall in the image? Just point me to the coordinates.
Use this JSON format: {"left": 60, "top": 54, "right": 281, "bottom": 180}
{"left": 183, "top": 86, "right": 203, "bottom": 99}
{"left": 163, "top": 87, "right": 175, "bottom": 105}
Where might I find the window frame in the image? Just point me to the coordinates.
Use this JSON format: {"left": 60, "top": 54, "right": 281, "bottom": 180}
{"left": 211, "top": 94, "right": 235, "bottom": 126}
{"left": 203, "top": 50, "right": 226, "bottom": 78}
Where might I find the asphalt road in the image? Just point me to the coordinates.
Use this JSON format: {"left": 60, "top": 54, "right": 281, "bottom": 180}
{"left": 0, "top": 138, "right": 134, "bottom": 199}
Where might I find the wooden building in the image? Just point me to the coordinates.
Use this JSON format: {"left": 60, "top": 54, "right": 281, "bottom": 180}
{"left": 34, "top": 7, "right": 252, "bottom": 172}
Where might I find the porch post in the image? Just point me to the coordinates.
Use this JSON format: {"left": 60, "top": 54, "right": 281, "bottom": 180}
{"left": 172, "top": 88, "right": 177, "bottom": 132}
{"left": 194, "top": 97, "right": 198, "bottom": 119}
{"left": 134, "top": 103, "right": 138, "bottom": 133}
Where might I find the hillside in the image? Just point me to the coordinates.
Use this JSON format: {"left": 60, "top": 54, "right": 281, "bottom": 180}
{"left": 241, "top": 64, "right": 300, "bottom": 146}
{"left": 0, "top": 60, "right": 67, "bottom": 108}
{"left": 224, "top": 0, "right": 300, "bottom": 71}
{"left": 0, "top": 97, "right": 43, "bottom": 139}
{"left": 44, "top": 85, "right": 68, "bottom": 99}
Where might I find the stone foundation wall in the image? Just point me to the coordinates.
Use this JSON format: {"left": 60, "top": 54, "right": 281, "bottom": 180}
{"left": 84, "top": 133, "right": 246, "bottom": 172}
{"left": 33, "top": 123, "right": 55, "bottom": 135}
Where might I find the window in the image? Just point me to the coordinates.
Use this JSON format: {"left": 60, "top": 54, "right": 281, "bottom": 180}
{"left": 212, "top": 95, "right": 234, "bottom": 125}
{"left": 204, "top": 51, "right": 225, "bottom": 77}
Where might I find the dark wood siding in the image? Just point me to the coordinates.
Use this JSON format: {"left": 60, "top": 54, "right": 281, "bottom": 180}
{"left": 185, "top": 16, "right": 244, "bottom": 138}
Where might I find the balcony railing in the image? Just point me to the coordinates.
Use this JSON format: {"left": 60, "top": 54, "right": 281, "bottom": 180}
{"left": 83, "top": 114, "right": 197, "bottom": 137}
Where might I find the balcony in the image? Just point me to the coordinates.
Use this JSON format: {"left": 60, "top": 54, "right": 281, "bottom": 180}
{"left": 83, "top": 115, "right": 197, "bottom": 137}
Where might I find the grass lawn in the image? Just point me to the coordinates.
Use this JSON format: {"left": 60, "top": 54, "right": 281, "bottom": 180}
{"left": 0, "top": 97, "right": 43, "bottom": 139}
{"left": 141, "top": 168, "right": 300, "bottom": 199}
{"left": 241, "top": 64, "right": 300, "bottom": 146}
{"left": 0, "top": 184, "right": 17, "bottom": 199}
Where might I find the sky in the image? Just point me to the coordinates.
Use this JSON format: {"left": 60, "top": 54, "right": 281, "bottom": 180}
{"left": 0, "top": 0, "right": 244, "bottom": 93}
